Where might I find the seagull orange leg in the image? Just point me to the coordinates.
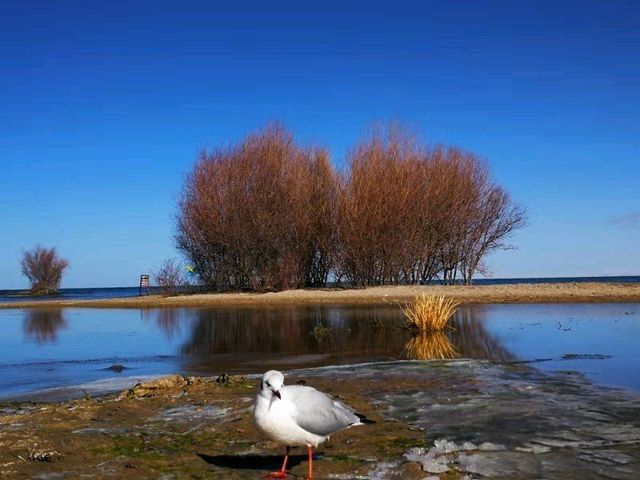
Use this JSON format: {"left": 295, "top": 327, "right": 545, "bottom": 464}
{"left": 307, "top": 445, "right": 314, "bottom": 480}
{"left": 266, "top": 446, "right": 290, "bottom": 479}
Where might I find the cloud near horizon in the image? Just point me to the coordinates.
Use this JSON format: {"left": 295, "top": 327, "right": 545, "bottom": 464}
{"left": 608, "top": 211, "right": 640, "bottom": 227}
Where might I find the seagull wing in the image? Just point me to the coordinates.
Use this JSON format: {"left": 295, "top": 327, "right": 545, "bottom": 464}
{"left": 284, "top": 385, "right": 361, "bottom": 437}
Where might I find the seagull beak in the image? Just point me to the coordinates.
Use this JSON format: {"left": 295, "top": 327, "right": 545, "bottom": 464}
{"left": 274, "top": 390, "right": 281, "bottom": 400}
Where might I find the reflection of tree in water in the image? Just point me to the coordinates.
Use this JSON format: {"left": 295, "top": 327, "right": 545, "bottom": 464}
{"left": 24, "top": 309, "right": 67, "bottom": 343}
{"left": 178, "top": 304, "right": 515, "bottom": 370}
{"left": 180, "top": 306, "right": 408, "bottom": 358}
{"left": 140, "top": 308, "right": 188, "bottom": 339}
{"left": 448, "top": 306, "right": 516, "bottom": 362}
{"left": 154, "top": 309, "right": 182, "bottom": 339}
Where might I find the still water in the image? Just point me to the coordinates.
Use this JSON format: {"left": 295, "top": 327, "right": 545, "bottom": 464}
{"left": 0, "top": 303, "right": 638, "bottom": 399}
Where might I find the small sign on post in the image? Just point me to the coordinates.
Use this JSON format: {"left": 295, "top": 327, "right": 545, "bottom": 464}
{"left": 139, "top": 274, "right": 150, "bottom": 296}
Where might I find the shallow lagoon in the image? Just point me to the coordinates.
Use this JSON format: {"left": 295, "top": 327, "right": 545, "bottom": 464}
{"left": 0, "top": 303, "right": 638, "bottom": 399}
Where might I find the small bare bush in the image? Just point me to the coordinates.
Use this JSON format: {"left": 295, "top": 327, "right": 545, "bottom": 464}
{"left": 402, "top": 294, "right": 460, "bottom": 331}
{"left": 20, "top": 246, "right": 69, "bottom": 295}
{"left": 154, "top": 258, "right": 185, "bottom": 296}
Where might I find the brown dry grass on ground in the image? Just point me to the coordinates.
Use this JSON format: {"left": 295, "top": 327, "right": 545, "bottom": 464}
{"left": 1, "top": 282, "right": 640, "bottom": 309}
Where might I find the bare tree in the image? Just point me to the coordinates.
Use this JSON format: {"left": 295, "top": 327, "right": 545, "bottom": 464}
{"left": 154, "top": 258, "right": 186, "bottom": 296}
{"left": 20, "top": 246, "right": 69, "bottom": 294}
{"left": 336, "top": 125, "right": 427, "bottom": 286}
{"left": 176, "top": 121, "right": 526, "bottom": 291}
{"left": 176, "top": 124, "right": 336, "bottom": 292}
{"left": 458, "top": 186, "right": 527, "bottom": 284}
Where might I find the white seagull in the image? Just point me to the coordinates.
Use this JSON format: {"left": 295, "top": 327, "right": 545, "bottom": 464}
{"left": 253, "top": 370, "right": 372, "bottom": 479}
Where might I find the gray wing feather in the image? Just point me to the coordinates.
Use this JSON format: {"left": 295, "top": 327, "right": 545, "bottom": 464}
{"left": 284, "top": 385, "right": 361, "bottom": 437}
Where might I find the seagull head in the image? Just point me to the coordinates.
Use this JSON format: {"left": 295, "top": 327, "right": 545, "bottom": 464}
{"left": 260, "top": 370, "right": 285, "bottom": 400}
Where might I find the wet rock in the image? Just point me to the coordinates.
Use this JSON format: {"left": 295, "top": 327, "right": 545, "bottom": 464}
{"left": 477, "top": 442, "right": 506, "bottom": 451}
{"left": 420, "top": 459, "right": 449, "bottom": 474}
{"left": 308, "top": 361, "right": 640, "bottom": 479}
{"left": 432, "top": 438, "right": 460, "bottom": 454}
{"left": 404, "top": 447, "right": 449, "bottom": 474}
{"left": 561, "top": 353, "right": 611, "bottom": 360}
{"left": 104, "top": 364, "right": 127, "bottom": 373}
{"left": 578, "top": 450, "right": 633, "bottom": 466}
{"left": 153, "top": 404, "right": 230, "bottom": 423}
{"left": 515, "top": 442, "right": 552, "bottom": 454}
{"left": 457, "top": 451, "right": 538, "bottom": 477}
{"left": 365, "top": 461, "right": 402, "bottom": 479}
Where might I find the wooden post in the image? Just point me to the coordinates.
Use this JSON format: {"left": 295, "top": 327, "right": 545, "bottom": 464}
{"left": 139, "top": 274, "right": 150, "bottom": 296}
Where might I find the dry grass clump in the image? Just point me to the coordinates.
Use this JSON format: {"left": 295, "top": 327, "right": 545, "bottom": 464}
{"left": 403, "top": 331, "right": 458, "bottom": 360}
{"left": 402, "top": 294, "right": 460, "bottom": 331}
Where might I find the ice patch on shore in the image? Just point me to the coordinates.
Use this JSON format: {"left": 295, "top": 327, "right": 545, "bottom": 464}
{"left": 3, "top": 374, "right": 166, "bottom": 402}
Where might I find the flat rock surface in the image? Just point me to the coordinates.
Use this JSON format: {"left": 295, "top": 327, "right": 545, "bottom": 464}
{"left": 1, "top": 360, "right": 639, "bottom": 479}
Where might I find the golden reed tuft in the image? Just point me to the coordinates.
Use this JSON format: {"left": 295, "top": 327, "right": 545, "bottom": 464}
{"left": 401, "top": 294, "right": 460, "bottom": 331}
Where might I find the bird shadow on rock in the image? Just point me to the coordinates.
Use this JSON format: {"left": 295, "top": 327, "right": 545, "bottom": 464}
{"left": 198, "top": 453, "right": 307, "bottom": 471}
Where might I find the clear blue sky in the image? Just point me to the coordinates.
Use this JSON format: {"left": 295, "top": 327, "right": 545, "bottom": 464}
{"left": 1, "top": 0, "right": 638, "bottom": 289}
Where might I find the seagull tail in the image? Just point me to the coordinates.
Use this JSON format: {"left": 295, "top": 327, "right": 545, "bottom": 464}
{"left": 355, "top": 413, "right": 376, "bottom": 424}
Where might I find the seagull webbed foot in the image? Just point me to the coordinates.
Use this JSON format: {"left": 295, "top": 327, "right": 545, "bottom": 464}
{"left": 265, "top": 472, "right": 287, "bottom": 479}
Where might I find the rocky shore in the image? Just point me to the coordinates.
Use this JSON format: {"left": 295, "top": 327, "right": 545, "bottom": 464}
{"left": 2, "top": 360, "right": 639, "bottom": 479}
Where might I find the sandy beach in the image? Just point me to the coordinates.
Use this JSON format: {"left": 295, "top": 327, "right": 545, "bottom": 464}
{"left": 1, "top": 282, "right": 639, "bottom": 309}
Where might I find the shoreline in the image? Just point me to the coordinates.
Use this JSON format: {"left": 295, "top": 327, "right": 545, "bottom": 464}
{"left": 1, "top": 282, "right": 640, "bottom": 309}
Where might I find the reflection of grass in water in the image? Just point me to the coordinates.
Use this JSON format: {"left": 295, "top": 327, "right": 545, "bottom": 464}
{"left": 309, "top": 324, "right": 333, "bottom": 346}
{"left": 403, "top": 331, "right": 458, "bottom": 360}
{"left": 401, "top": 295, "right": 459, "bottom": 331}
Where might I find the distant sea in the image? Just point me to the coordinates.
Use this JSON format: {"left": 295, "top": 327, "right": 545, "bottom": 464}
{"left": 0, "top": 276, "right": 638, "bottom": 304}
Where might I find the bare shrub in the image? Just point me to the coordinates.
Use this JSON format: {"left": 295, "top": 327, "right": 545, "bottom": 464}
{"left": 176, "top": 121, "right": 526, "bottom": 290}
{"left": 336, "top": 125, "right": 527, "bottom": 286}
{"left": 336, "top": 125, "right": 428, "bottom": 286}
{"left": 20, "top": 246, "right": 69, "bottom": 295}
{"left": 176, "top": 124, "right": 336, "bottom": 292}
{"left": 154, "top": 258, "right": 186, "bottom": 296}
{"left": 430, "top": 146, "right": 527, "bottom": 284}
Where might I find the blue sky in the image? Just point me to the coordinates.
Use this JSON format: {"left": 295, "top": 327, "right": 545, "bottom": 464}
{"left": 1, "top": 0, "right": 638, "bottom": 288}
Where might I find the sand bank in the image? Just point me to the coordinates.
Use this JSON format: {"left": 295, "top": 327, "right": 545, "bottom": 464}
{"left": 1, "top": 282, "right": 639, "bottom": 309}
